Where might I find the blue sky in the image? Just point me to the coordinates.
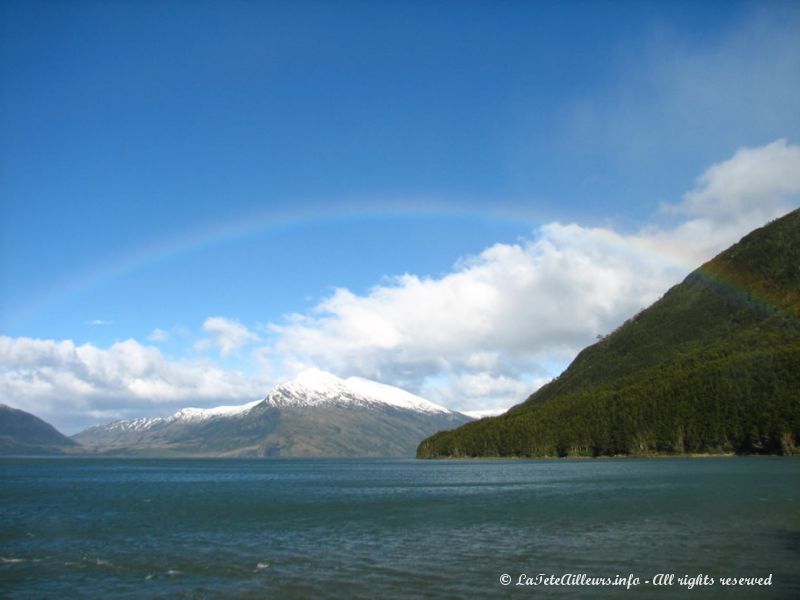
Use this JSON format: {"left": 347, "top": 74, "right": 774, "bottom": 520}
{"left": 1, "top": 0, "right": 799, "bottom": 433}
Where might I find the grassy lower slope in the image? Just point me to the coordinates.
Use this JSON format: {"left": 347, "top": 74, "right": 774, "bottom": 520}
{"left": 418, "top": 209, "right": 800, "bottom": 458}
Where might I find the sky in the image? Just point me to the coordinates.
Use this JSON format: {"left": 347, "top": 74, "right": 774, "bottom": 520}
{"left": 1, "top": 0, "right": 799, "bottom": 434}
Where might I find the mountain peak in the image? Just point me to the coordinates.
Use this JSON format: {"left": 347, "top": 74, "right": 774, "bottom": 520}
{"left": 266, "top": 369, "right": 454, "bottom": 414}
{"left": 290, "top": 368, "right": 349, "bottom": 393}
{"left": 74, "top": 369, "right": 471, "bottom": 456}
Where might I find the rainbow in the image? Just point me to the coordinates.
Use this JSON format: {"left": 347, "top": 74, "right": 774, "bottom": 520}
{"left": 10, "top": 200, "right": 548, "bottom": 324}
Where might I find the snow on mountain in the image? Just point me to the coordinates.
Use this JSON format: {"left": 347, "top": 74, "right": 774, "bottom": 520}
{"left": 344, "top": 376, "right": 449, "bottom": 414}
{"left": 92, "top": 369, "right": 462, "bottom": 434}
{"left": 265, "top": 368, "right": 455, "bottom": 414}
{"left": 102, "top": 399, "right": 263, "bottom": 432}
{"left": 105, "top": 416, "right": 164, "bottom": 432}
{"left": 266, "top": 368, "right": 353, "bottom": 406}
{"left": 172, "top": 399, "right": 264, "bottom": 422}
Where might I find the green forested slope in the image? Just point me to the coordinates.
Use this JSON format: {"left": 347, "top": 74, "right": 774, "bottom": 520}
{"left": 418, "top": 209, "right": 800, "bottom": 458}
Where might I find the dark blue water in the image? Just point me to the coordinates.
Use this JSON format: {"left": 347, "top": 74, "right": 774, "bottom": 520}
{"left": 1, "top": 457, "right": 798, "bottom": 599}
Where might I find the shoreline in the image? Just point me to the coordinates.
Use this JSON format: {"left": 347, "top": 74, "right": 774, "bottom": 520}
{"left": 415, "top": 451, "right": 800, "bottom": 461}
{"left": 5, "top": 451, "right": 799, "bottom": 460}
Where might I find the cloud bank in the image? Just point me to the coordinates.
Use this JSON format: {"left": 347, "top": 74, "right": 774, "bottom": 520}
{"left": 0, "top": 337, "right": 268, "bottom": 434}
{"left": 196, "top": 317, "right": 260, "bottom": 356}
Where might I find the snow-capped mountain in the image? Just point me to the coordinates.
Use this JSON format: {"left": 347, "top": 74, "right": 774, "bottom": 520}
{"left": 264, "top": 368, "right": 451, "bottom": 413}
{"left": 73, "top": 370, "right": 471, "bottom": 457}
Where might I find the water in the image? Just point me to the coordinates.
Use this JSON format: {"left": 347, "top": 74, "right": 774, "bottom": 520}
{"left": 1, "top": 457, "right": 798, "bottom": 599}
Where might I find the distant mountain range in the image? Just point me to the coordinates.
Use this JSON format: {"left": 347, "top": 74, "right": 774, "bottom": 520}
{"left": 419, "top": 208, "right": 800, "bottom": 458}
{"left": 0, "top": 403, "right": 79, "bottom": 455}
{"left": 74, "top": 369, "right": 471, "bottom": 457}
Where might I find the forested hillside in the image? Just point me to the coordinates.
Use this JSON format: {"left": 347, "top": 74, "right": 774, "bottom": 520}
{"left": 418, "top": 209, "right": 800, "bottom": 458}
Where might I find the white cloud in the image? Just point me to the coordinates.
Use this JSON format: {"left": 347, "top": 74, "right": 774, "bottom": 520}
{"left": 631, "top": 139, "right": 800, "bottom": 272}
{"left": 657, "top": 139, "right": 800, "bottom": 260}
{"left": 197, "top": 316, "right": 260, "bottom": 356}
{"left": 265, "top": 139, "right": 800, "bottom": 413}
{"left": 675, "top": 139, "right": 800, "bottom": 219}
{"left": 86, "top": 319, "right": 114, "bottom": 326}
{"left": 267, "top": 222, "right": 674, "bottom": 410}
{"left": 0, "top": 336, "right": 270, "bottom": 434}
{"left": 422, "top": 371, "right": 544, "bottom": 415}
{"left": 462, "top": 408, "right": 509, "bottom": 419}
{"left": 147, "top": 328, "right": 169, "bottom": 343}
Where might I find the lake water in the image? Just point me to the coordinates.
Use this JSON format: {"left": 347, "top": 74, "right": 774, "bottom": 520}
{"left": 1, "top": 457, "right": 798, "bottom": 599}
